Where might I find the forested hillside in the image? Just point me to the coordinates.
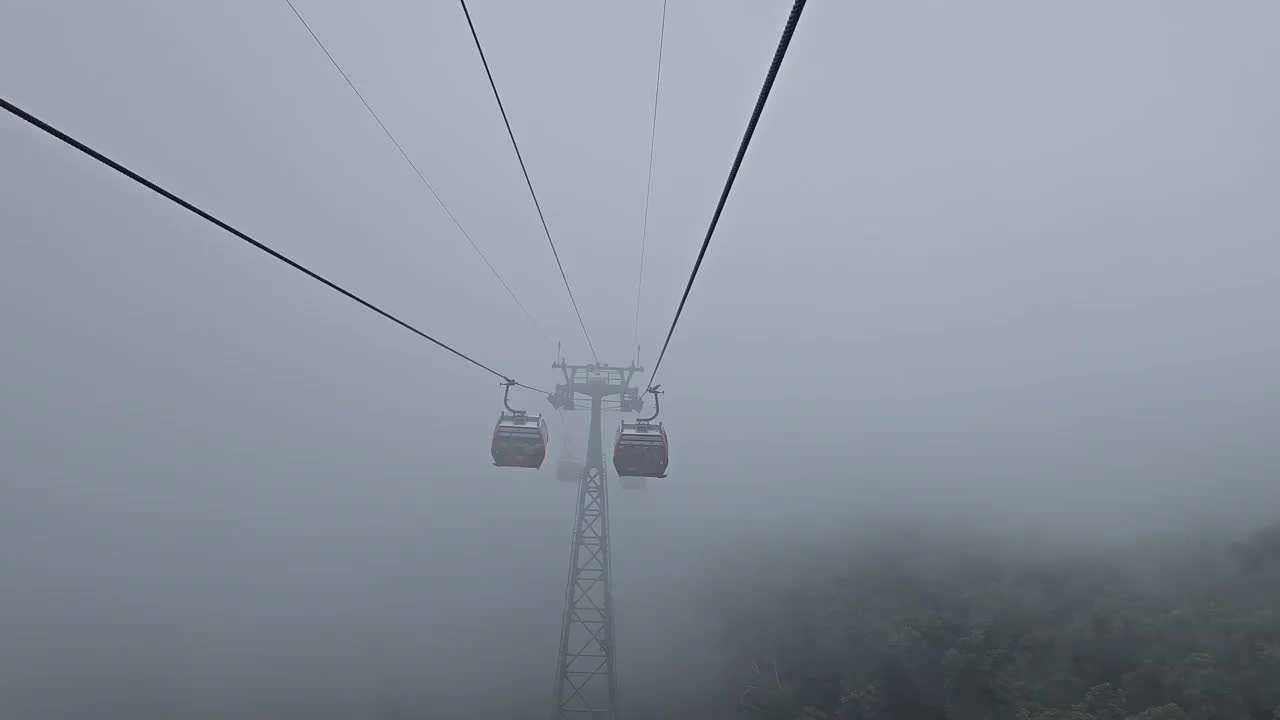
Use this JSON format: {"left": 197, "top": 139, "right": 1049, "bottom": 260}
{"left": 706, "top": 522, "right": 1280, "bottom": 720}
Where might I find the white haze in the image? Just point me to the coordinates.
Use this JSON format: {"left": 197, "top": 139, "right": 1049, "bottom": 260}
{"left": 2, "top": 1, "right": 1278, "bottom": 717}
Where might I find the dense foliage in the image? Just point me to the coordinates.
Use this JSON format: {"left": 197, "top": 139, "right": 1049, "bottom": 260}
{"left": 713, "top": 523, "right": 1280, "bottom": 720}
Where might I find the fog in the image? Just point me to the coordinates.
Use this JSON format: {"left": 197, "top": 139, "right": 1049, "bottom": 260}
{"left": 2, "top": 1, "right": 1278, "bottom": 718}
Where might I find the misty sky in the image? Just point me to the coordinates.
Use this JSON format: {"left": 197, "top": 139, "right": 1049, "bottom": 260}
{"left": 3, "top": 1, "right": 1279, "bottom": 717}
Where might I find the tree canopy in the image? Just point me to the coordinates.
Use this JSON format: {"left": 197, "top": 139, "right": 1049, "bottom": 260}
{"left": 706, "top": 522, "right": 1280, "bottom": 720}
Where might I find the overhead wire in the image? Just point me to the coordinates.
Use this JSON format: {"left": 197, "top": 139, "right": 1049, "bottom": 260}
{"left": 281, "top": 0, "right": 546, "bottom": 340}
{"left": 458, "top": 0, "right": 600, "bottom": 365}
{"left": 632, "top": 0, "right": 669, "bottom": 364}
{"left": 646, "top": 0, "right": 808, "bottom": 388}
{"left": 0, "top": 96, "right": 547, "bottom": 395}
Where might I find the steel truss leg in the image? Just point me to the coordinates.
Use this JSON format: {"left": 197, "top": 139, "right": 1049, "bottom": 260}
{"left": 551, "top": 454, "right": 617, "bottom": 717}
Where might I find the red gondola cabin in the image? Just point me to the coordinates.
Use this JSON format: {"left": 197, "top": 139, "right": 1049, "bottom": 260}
{"left": 612, "top": 421, "right": 668, "bottom": 478}
{"left": 491, "top": 412, "right": 548, "bottom": 469}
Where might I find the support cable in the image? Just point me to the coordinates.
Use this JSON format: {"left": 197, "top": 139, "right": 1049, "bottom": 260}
{"left": 0, "top": 96, "right": 547, "bottom": 395}
{"left": 458, "top": 0, "right": 599, "bottom": 365}
{"left": 632, "top": 0, "right": 669, "bottom": 363}
{"left": 281, "top": 0, "right": 545, "bottom": 339}
{"left": 647, "top": 0, "right": 808, "bottom": 387}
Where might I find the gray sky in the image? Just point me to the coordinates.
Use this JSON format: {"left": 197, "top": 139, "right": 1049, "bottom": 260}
{"left": 3, "top": 1, "right": 1279, "bottom": 716}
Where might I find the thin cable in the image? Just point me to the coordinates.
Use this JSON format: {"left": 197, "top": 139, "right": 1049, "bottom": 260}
{"left": 647, "top": 0, "right": 807, "bottom": 388}
{"left": 458, "top": 0, "right": 599, "bottom": 365}
{"left": 1, "top": 96, "right": 547, "bottom": 396}
{"left": 282, "top": 0, "right": 545, "bottom": 339}
{"left": 633, "top": 0, "right": 668, "bottom": 362}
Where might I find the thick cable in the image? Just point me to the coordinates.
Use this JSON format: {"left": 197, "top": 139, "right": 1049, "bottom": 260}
{"left": 647, "top": 0, "right": 807, "bottom": 388}
{"left": 281, "top": 0, "right": 545, "bottom": 338}
{"left": 1, "top": 96, "right": 546, "bottom": 396}
{"left": 633, "top": 0, "right": 669, "bottom": 361}
{"left": 458, "top": 0, "right": 599, "bottom": 365}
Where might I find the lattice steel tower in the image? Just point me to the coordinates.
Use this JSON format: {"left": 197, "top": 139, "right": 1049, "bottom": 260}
{"left": 547, "top": 358, "right": 645, "bottom": 719}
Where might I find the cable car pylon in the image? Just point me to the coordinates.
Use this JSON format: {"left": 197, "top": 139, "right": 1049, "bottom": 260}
{"left": 546, "top": 356, "right": 645, "bottom": 719}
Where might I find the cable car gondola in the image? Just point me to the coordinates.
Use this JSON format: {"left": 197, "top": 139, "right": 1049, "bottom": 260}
{"left": 491, "top": 381, "right": 548, "bottom": 469}
{"left": 612, "top": 386, "right": 668, "bottom": 479}
{"left": 612, "top": 422, "right": 668, "bottom": 478}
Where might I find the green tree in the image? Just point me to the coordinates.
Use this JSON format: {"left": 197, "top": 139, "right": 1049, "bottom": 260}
{"left": 1125, "top": 703, "right": 1189, "bottom": 720}
{"left": 1081, "top": 683, "right": 1128, "bottom": 720}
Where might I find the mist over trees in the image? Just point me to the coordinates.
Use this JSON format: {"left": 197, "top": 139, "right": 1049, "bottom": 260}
{"left": 4, "top": 1, "right": 1279, "bottom": 719}
{"left": 701, "top": 520, "right": 1280, "bottom": 720}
